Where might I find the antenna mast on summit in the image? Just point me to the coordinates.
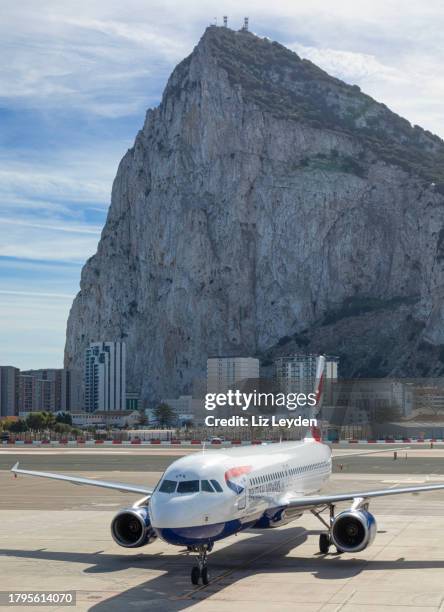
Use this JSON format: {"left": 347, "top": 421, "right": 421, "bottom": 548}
{"left": 243, "top": 17, "right": 249, "bottom": 31}
{"left": 223, "top": 16, "right": 228, "bottom": 27}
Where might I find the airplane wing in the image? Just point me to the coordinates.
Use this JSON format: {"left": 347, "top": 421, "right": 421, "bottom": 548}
{"left": 285, "top": 482, "right": 444, "bottom": 510}
{"left": 11, "top": 463, "right": 153, "bottom": 496}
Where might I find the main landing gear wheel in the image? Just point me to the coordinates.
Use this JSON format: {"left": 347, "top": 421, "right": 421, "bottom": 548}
{"left": 319, "top": 533, "right": 331, "bottom": 554}
{"left": 191, "top": 566, "right": 200, "bottom": 585}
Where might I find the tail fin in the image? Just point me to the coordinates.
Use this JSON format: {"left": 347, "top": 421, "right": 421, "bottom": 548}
{"left": 314, "top": 355, "right": 326, "bottom": 409}
{"left": 305, "top": 355, "right": 325, "bottom": 443}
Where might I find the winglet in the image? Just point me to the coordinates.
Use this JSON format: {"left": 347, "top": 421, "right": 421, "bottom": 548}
{"left": 11, "top": 462, "right": 19, "bottom": 472}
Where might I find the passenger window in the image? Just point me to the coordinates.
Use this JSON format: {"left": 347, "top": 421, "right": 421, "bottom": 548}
{"left": 159, "top": 479, "right": 177, "bottom": 493}
{"left": 177, "top": 480, "right": 199, "bottom": 494}
{"left": 210, "top": 479, "right": 223, "bottom": 492}
{"left": 201, "top": 480, "right": 214, "bottom": 493}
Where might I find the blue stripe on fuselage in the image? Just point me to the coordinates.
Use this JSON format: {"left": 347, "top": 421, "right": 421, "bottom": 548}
{"left": 155, "top": 517, "right": 257, "bottom": 546}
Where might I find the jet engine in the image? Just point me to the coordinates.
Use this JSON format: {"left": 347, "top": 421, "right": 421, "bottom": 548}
{"left": 111, "top": 505, "right": 157, "bottom": 548}
{"left": 331, "top": 509, "right": 376, "bottom": 553}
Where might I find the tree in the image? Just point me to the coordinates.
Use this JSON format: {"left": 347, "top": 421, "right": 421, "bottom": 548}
{"left": 56, "top": 412, "right": 72, "bottom": 425}
{"left": 54, "top": 422, "right": 71, "bottom": 434}
{"left": 5, "top": 419, "right": 27, "bottom": 433}
{"left": 26, "top": 412, "right": 46, "bottom": 431}
{"left": 24, "top": 411, "right": 55, "bottom": 431}
{"left": 42, "top": 411, "right": 56, "bottom": 430}
{"left": 152, "top": 403, "right": 176, "bottom": 428}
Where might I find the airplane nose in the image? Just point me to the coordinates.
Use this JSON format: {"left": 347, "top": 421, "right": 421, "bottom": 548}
{"left": 149, "top": 493, "right": 235, "bottom": 546}
{"left": 150, "top": 493, "right": 203, "bottom": 528}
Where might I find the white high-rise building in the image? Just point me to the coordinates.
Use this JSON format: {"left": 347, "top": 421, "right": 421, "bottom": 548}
{"left": 84, "top": 342, "right": 126, "bottom": 412}
{"left": 207, "top": 357, "right": 260, "bottom": 393}
{"left": 275, "top": 354, "right": 338, "bottom": 394}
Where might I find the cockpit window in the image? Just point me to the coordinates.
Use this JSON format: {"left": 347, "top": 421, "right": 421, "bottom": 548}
{"left": 201, "top": 480, "right": 214, "bottom": 493}
{"left": 177, "top": 480, "right": 200, "bottom": 494}
{"left": 210, "top": 479, "right": 223, "bottom": 492}
{"left": 159, "top": 479, "right": 177, "bottom": 493}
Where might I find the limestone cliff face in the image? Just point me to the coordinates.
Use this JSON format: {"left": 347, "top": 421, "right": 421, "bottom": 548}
{"left": 65, "top": 26, "right": 444, "bottom": 402}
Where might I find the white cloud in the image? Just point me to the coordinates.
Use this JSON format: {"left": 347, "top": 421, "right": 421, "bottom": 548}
{"left": 0, "top": 161, "right": 112, "bottom": 207}
{"left": 0, "top": 293, "right": 70, "bottom": 368}
{"left": 0, "top": 290, "right": 74, "bottom": 299}
{"left": 1, "top": 0, "right": 444, "bottom": 132}
{"left": 0, "top": 258, "right": 81, "bottom": 303}
{"left": 1, "top": 0, "right": 443, "bottom": 132}
{"left": 1, "top": 218, "right": 102, "bottom": 235}
{"left": 0, "top": 3, "right": 193, "bottom": 117}
{"left": 289, "top": 44, "right": 403, "bottom": 86}
{"left": 0, "top": 219, "right": 101, "bottom": 263}
{"left": 59, "top": 17, "right": 188, "bottom": 61}
{"left": 0, "top": 153, "right": 113, "bottom": 269}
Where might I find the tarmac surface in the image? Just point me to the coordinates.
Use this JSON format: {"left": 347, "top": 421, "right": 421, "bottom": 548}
{"left": 1, "top": 446, "right": 444, "bottom": 611}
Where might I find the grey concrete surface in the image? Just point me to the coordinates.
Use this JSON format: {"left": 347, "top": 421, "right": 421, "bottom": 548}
{"left": 1, "top": 445, "right": 444, "bottom": 473}
{"left": 1, "top": 449, "right": 444, "bottom": 611}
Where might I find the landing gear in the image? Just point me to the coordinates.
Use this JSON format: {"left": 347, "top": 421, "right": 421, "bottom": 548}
{"left": 201, "top": 566, "right": 210, "bottom": 585}
{"left": 191, "top": 566, "right": 200, "bottom": 585}
{"left": 189, "top": 544, "right": 212, "bottom": 585}
{"left": 312, "top": 504, "right": 336, "bottom": 554}
{"left": 319, "top": 533, "right": 331, "bottom": 554}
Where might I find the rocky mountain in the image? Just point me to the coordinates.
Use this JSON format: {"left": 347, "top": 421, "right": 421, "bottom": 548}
{"left": 65, "top": 26, "right": 444, "bottom": 403}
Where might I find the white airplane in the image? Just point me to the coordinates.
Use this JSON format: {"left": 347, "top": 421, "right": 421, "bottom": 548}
{"left": 11, "top": 357, "right": 444, "bottom": 586}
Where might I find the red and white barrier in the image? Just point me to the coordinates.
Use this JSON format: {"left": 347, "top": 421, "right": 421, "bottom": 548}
{"left": 2, "top": 438, "right": 444, "bottom": 447}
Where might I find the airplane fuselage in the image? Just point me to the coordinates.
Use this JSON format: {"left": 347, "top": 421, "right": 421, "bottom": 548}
{"left": 149, "top": 439, "right": 332, "bottom": 546}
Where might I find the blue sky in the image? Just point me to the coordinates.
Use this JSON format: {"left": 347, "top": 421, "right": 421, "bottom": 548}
{"left": 1, "top": 0, "right": 444, "bottom": 370}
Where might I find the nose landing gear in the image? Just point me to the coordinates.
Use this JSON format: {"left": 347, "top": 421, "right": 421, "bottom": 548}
{"left": 189, "top": 543, "right": 213, "bottom": 585}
